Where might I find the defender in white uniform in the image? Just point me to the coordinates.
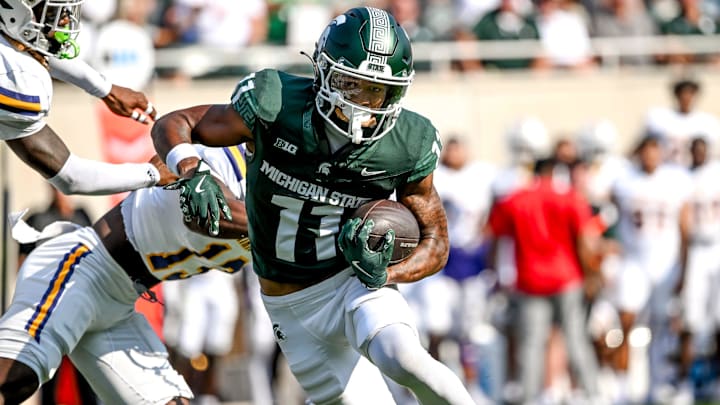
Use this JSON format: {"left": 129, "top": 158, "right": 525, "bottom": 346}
{"left": 0, "top": 0, "right": 168, "bottom": 196}
{"left": 611, "top": 135, "right": 692, "bottom": 400}
{"left": 644, "top": 79, "right": 720, "bottom": 165}
{"left": 678, "top": 137, "right": 720, "bottom": 394}
{"left": 0, "top": 145, "right": 250, "bottom": 404}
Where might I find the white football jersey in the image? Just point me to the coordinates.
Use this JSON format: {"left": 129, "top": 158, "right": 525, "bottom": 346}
{"left": 434, "top": 161, "right": 496, "bottom": 249}
{"left": 689, "top": 160, "right": 720, "bottom": 244}
{"left": 613, "top": 164, "right": 692, "bottom": 279}
{"left": 122, "top": 145, "right": 252, "bottom": 282}
{"left": 645, "top": 107, "right": 720, "bottom": 163}
{"left": 0, "top": 36, "right": 51, "bottom": 140}
{"left": 585, "top": 155, "right": 630, "bottom": 204}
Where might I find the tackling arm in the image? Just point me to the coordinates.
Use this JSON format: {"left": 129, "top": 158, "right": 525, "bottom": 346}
{"left": 6, "top": 125, "right": 161, "bottom": 195}
{"left": 49, "top": 58, "right": 157, "bottom": 124}
{"left": 152, "top": 104, "right": 254, "bottom": 176}
{"left": 388, "top": 173, "right": 449, "bottom": 284}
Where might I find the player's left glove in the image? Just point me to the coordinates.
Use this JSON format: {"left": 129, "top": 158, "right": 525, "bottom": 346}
{"left": 164, "top": 159, "right": 231, "bottom": 236}
{"left": 338, "top": 218, "right": 395, "bottom": 290}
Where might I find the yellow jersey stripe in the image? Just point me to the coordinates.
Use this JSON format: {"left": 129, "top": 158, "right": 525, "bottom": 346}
{"left": 0, "top": 91, "right": 41, "bottom": 112}
{"left": 224, "top": 145, "right": 247, "bottom": 180}
{"left": 25, "top": 244, "right": 90, "bottom": 341}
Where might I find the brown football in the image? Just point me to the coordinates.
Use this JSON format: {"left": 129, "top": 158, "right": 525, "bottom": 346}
{"left": 350, "top": 200, "right": 420, "bottom": 264}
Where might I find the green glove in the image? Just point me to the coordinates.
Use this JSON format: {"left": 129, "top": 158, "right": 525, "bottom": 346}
{"left": 164, "top": 159, "right": 231, "bottom": 236}
{"left": 338, "top": 218, "right": 395, "bottom": 290}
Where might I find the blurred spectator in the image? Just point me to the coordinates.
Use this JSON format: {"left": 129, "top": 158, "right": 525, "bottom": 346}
{"left": 159, "top": 0, "right": 267, "bottom": 50}
{"left": 486, "top": 157, "right": 602, "bottom": 404}
{"left": 610, "top": 134, "right": 692, "bottom": 403}
{"left": 388, "top": 0, "right": 435, "bottom": 41}
{"left": 592, "top": 0, "right": 659, "bottom": 66}
{"left": 423, "top": 0, "right": 460, "bottom": 40}
{"left": 456, "top": 0, "right": 503, "bottom": 29}
{"left": 658, "top": 0, "right": 720, "bottom": 64}
{"left": 471, "top": 0, "right": 548, "bottom": 69}
{"left": 535, "top": 0, "right": 596, "bottom": 70}
{"left": 644, "top": 78, "right": 720, "bottom": 165}
{"left": 678, "top": 136, "right": 720, "bottom": 402}
{"left": 17, "top": 186, "right": 95, "bottom": 405}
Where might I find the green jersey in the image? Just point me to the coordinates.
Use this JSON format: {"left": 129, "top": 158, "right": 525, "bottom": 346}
{"left": 231, "top": 69, "right": 441, "bottom": 283}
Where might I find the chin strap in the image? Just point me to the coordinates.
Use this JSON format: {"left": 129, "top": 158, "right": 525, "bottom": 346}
{"left": 350, "top": 111, "right": 371, "bottom": 144}
{"left": 54, "top": 31, "right": 80, "bottom": 59}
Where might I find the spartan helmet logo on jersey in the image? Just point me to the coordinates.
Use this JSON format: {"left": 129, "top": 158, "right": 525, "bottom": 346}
{"left": 313, "top": 7, "right": 414, "bottom": 144}
{"left": 316, "top": 162, "right": 332, "bottom": 175}
{"left": 0, "top": 0, "right": 83, "bottom": 59}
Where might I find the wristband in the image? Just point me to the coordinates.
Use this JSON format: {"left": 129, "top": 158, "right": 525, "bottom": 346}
{"left": 165, "top": 143, "right": 201, "bottom": 176}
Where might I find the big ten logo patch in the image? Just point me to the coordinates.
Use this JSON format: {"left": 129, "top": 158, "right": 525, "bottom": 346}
{"left": 273, "top": 138, "right": 298, "bottom": 155}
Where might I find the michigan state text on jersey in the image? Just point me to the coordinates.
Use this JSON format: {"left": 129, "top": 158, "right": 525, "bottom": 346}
{"left": 233, "top": 68, "right": 441, "bottom": 284}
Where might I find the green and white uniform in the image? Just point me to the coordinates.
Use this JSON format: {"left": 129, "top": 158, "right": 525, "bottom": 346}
{"left": 232, "top": 69, "right": 441, "bottom": 284}
{"left": 229, "top": 69, "right": 469, "bottom": 405}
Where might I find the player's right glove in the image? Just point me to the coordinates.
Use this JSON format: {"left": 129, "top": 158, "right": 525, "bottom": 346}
{"left": 338, "top": 218, "right": 395, "bottom": 290}
{"left": 164, "top": 159, "right": 231, "bottom": 236}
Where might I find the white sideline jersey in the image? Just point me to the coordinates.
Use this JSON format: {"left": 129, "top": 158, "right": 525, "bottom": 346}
{"left": 585, "top": 155, "right": 630, "bottom": 205}
{"left": 0, "top": 36, "right": 51, "bottom": 140}
{"left": 122, "top": 144, "right": 252, "bottom": 282}
{"left": 435, "top": 161, "right": 496, "bottom": 248}
{"left": 613, "top": 164, "right": 692, "bottom": 280}
{"left": 645, "top": 107, "right": 720, "bottom": 163}
{"left": 689, "top": 160, "right": 720, "bottom": 243}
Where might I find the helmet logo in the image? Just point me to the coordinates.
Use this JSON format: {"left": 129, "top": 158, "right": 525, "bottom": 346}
{"left": 316, "top": 162, "right": 332, "bottom": 176}
{"left": 363, "top": 8, "right": 393, "bottom": 76}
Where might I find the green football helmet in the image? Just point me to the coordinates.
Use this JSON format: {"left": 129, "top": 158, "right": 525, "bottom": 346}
{"left": 313, "top": 7, "right": 414, "bottom": 144}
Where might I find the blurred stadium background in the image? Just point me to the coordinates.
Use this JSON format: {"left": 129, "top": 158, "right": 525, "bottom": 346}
{"left": 2, "top": 0, "right": 720, "bottom": 404}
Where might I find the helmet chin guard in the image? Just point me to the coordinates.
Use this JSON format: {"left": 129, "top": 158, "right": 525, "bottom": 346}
{"left": 0, "top": 0, "right": 84, "bottom": 59}
{"left": 312, "top": 7, "right": 414, "bottom": 144}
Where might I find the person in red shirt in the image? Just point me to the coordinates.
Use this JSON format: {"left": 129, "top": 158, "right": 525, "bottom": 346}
{"left": 486, "top": 157, "right": 602, "bottom": 403}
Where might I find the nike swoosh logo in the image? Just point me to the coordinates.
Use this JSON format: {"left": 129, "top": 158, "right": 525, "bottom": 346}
{"left": 361, "top": 168, "right": 386, "bottom": 176}
{"left": 351, "top": 261, "right": 373, "bottom": 278}
{"left": 194, "top": 176, "right": 207, "bottom": 193}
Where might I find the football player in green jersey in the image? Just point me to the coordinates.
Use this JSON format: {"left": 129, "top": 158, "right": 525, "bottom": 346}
{"left": 153, "top": 7, "right": 476, "bottom": 405}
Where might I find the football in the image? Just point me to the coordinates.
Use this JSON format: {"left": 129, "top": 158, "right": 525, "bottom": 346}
{"left": 350, "top": 199, "right": 420, "bottom": 264}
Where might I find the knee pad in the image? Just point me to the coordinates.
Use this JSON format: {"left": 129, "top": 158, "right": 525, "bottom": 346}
{"left": 368, "top": 323, "right": 429, "bottom": 385}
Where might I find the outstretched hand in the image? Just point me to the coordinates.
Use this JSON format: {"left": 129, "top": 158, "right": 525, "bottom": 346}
{"left": 164, "top": 160, "right": 231, "bottom": 236}
{"left": 102, "top": 84, "right": 157, "bottom": 124}
{"left": 338, "top": 218, "right": 395, "bottom": 289}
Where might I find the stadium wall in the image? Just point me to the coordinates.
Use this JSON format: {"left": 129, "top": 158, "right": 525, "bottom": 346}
{"left": 6, "top": 68, "right": 720, "bottom": 227}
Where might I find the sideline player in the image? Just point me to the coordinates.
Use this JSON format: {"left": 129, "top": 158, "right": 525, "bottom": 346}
{"left": 611, "top": 134, "right": 692, "bottom": 402}
{"left": 677, "top": 136, "right": 720, "bottom": 401}
{"left": 1, "top": 0, "right": 170, "bottom": 196}
{"left": 153, "top": 7, "right": 475, "bottom": 404}
{"left": 0, "top": 144, "right": 250, "bottom": 404}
